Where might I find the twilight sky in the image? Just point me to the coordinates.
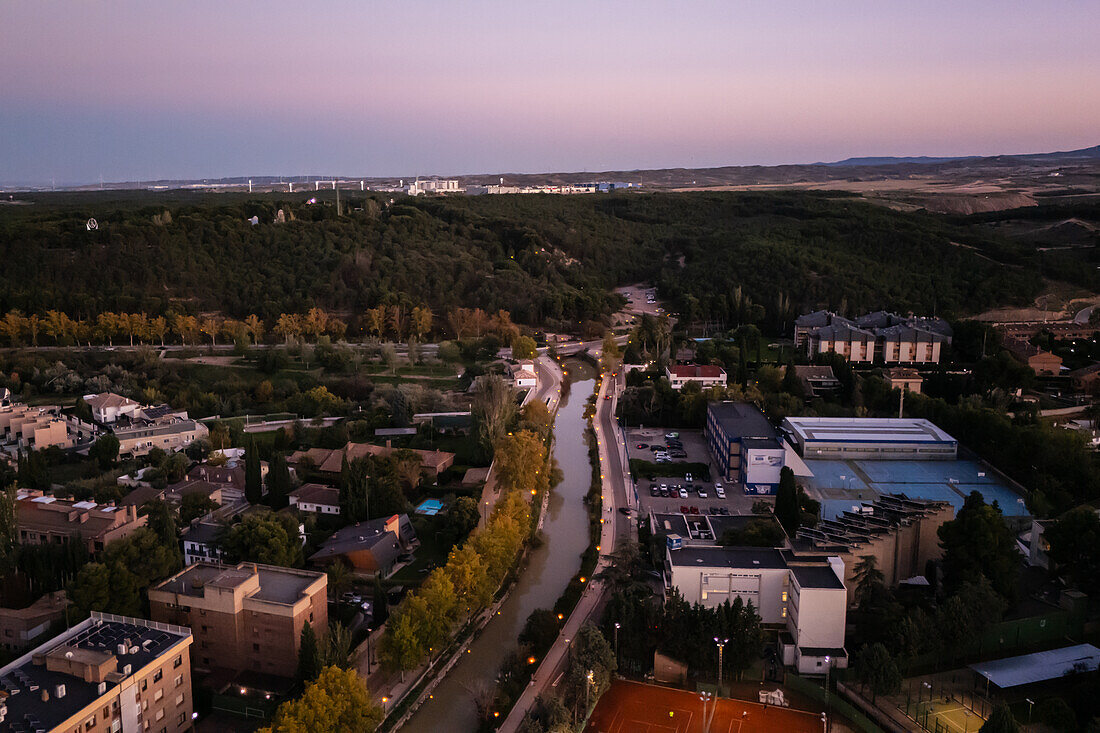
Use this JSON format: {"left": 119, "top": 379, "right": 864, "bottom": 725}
{"left": 2, "top": 1, "right": 1099, "bottom": 184}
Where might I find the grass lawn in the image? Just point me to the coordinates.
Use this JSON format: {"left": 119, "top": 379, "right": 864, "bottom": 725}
{"left": 388, "top": 515, "right": 455, "bottom": 587}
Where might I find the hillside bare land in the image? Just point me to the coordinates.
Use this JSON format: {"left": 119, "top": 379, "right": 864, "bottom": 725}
{"left": 0, "top": 190, "right": 1060, "bottom": 332}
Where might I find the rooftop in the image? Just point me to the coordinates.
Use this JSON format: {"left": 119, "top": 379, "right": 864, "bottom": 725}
{"left": 0, "top": 612, "right": 190, "bottom": 733}
{"left": 783, "top": 417, "right": 956, "bottom": 445}
{"left": 970, "top": 644, "right": 1100, "bottom": 689}
{"left": 153, "top": 562, "right": 323, "bottom": 606}
{"left": 668, "top": 364, "right": 726, "bottom": 379}
{"left": 289, "top": 483, "right": 340, "bottom": 506}
{"left": 667, "top": 546, "right": 787, "bottom": 570}
{"left": 790, "top": 564, "right": 844, "bottom": 590}
{"left": 309, "top": 515, "right": 415, "bottom": 566}
{"left": 707, "top": 402, "right": 779, "bottom": 443}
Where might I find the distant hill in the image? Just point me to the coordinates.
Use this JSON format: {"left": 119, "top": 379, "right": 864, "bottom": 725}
{"left": 826, "top": 145, "right": 1100, "bottom": 167}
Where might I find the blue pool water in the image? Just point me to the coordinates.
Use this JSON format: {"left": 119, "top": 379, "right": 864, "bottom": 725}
{"left": 415, "top": 498, "right": 444, "bottom": 516}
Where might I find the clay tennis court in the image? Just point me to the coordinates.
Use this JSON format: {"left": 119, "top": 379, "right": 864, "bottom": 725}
{"left": 585, "top": 681, "right": 825, "bottom": 733}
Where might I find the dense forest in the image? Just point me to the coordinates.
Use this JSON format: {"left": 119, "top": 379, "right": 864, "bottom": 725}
{"left": 0, "top": 190, "right": 1046, "bottom": 333}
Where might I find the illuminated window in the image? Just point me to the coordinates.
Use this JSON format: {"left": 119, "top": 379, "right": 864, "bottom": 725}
{"left": 781, "top": 591, "right": 788, "bottom": 602}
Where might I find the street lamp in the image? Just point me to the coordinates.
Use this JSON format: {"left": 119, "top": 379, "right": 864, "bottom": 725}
{"left": 613, "top": 622, "right": 621, "bottom": 665}
{"left": 585, "top": 669, "right": 595, "bottom": 715}
{"left": 824, "top": 655, "right": 832, "bottom": 733}
{"left": 1026, "top": 698, "right": 1035, "bottom": 723}
{"left": 714, "top": 637, "right": 729, "bottom": 692}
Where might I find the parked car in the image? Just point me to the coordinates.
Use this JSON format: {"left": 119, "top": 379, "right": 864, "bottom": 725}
{"left": 618, "top": 506, "right": 631, "bottom": 515}
{"left": 679, "top": 488, "right": 689, "bottom": 499}
{"left": 341, "top": 593, "right": 363, "bottom": 605}
{"left": 715, "top": 487, "right": 726, "bottom": 499}
{"left": 665, "top": 432, "right": 679, "bottom": 439}
{"left": 650, "top": 486, "right": 659, "bottom": 497}
{"left": 698, "top": 489, "right": 708, "bottom": 498}
{"left": 685, "top": 473, "right": 693, "bottom": 482}
{"left": 636, "top": 443, "right": 648, "bottom": 449}
{"left": 680, "top": 505, "right": 689, "bottom": 513}
{"left": 671, "top": 452, "right": 687, "bottom": 459}
{"left": 689, "top": 506, "right": 699, "bottom": 514}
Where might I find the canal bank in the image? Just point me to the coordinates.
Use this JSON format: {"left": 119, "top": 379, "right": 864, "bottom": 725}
{"left": 400, "top": 364, "right": 597, "bottom": 732}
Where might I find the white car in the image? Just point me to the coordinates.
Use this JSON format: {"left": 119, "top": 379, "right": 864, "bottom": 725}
{"left": 715, "top": 487, "right": 726, "bottom": 499}
{"left": 714, "top": 482, "right": 723, "bottom": 490}
{"left": 679, "top": 488, "right": 689, "bottom": 499}
{"left": 698, "top": 490, "right": 708, "bottom": 498}
{"left": 685, "top": 472, "right": 693, "bottom": 482}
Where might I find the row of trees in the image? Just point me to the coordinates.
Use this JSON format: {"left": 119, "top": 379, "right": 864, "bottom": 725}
{"left": 0, "top": 304, "right": 528, "bottom": 349}
{"left": 378, "top": 429, "right": 549, "bottom": 672}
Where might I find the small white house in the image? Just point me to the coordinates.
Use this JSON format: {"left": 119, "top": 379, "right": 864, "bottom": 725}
{"left": 511, "top": 361, "right": 538, "bottom": 390}
{"left": 666, "top": 365, "right": 727, "bottom": 390}
{"left": 289, "top": 483, "right": 341, "bottom": 515}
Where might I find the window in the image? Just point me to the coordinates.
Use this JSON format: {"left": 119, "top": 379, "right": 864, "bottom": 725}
{"left": 177, "top": 712, "right": 187, "bottom": 725}
{"left": 154, "top": 689, "right": 164, "bottom": 702}
{"left": 175, "top": 693, "right": 184, "bottom": 706}
{"left": 155, "top": 708, "right": 165, "bottom": 721}
{"left": 103, "top": 706, "right": 110, "bottom": 718}
{"left": 253, "top": 643, "right": 260, "bottom": 651}
{"left": 173, "top": 655, "right": 182, "bottom": 668}
{"left": 141, "top": 679, "right": 148, "bottom": 692}
{"left": 85, "top": 716, "right": 96, "bottom": 730}
{"left": 153, "top": 669, "right": 163, "bottom": 683}
{"left": 781, "top": 591, "right": 788, "bottom": 602}
{"left": 175, "top": 674, "right": 183, "bottom": 687}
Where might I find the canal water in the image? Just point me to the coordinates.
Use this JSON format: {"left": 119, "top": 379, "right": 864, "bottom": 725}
{"left": 402, "top": 365, "right": 595, "bottom": 732}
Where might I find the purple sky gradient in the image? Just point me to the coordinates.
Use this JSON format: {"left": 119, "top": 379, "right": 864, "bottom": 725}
{"left": 2, "top": 0, "right": 1098, "bottom": 183}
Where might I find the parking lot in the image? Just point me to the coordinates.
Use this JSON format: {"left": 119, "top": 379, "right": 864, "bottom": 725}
{"left": 626, "top": 427, "right": 771, "bottom": 516}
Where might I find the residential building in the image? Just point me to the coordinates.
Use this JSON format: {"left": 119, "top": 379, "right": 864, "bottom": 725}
{"left": 15, "top": 493, "right": 146, "bottom": 553}
{"left": 111, "top": 411, "right": 208, "bottom": 459}
{"left": 0, "top": 591, "right": 68, "bottom": 651}
{"left": 180, "top": 520, "right": 226, "bottom": 566}
{"left": 1069, "top": 363, "right": 1100, "bottom": 394}
{"left": 795, "top": 310, "right": 952, "bottom": 364}
{"left": 165, "top": 480, "right": 223, "bottom": 507}
{"left": 782, "top": 417, "right": 958, "bottom": 460}
{"left": 290, "top": 441, "right": 455, "bottom": 481}
{"left": 883, "top": 366, "right": 923, "bottom": 394}
{"left": 0, "top": 611, "right": 193, "bottom": 733}
{"left": 665, "top": 364, "right": 728, "bottom": 390}
{"left": 793, "top": 495, "right": 954, "bottom": 604}
{"left": 309, "top": 514, "right": 417, "bottom": 576}
{"left": 1, "top": 402, "right": 98, "bottom": 452}
{"left": 83, "top": 392, "right": 142, "bottom": 424}
{"left": 184, "top": 459, "right": 267, "bottom": 503}
{"left": 510, "top": 361, "right": 538, "bottom": 390}
{"left": 704, "top": 402, "right": 785, "bottom": 494}
{"left": 792, "top": 366, "right": 841, "bottom": 399}
{"left": 148, "top": 562, "right": 327, "bottom": 678}
{"left": 1003, "top": 337, "right": 1063, "bottom": 375}
{"left": 288, "top": 483, "right": 341, "bottom": 515}
{"left": 663, "top": 545, "right": 847, "bottom": 674}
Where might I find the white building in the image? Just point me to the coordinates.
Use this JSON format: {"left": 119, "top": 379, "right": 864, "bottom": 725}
{"left": 782, "top": 417, "right": 958, "bottom": 461}
{"left": 406, "top": 178, "right": 460, "bottom": 195}
{"left": 181, "top": 520, "right": 225, "bottom": 566}
{"left": 510, "top": 361, "right": 538, "bottom": 390}
{"left": 83, "top": 392, "right": 141, "bottom": 424}
{"left": 665, "top": 545, "right": 848, "bottom": 674}
{"left": 666, "top": 364, "right": 728, "bottom": 391}
{"left": 288, "top": 483, "right": 341, "bottom": 516}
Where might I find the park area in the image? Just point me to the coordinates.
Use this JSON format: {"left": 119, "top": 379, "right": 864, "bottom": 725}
{"left": 585, "top": 681, "right": 827, "bottom": 733}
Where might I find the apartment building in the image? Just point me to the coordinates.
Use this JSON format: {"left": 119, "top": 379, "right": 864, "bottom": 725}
{"left": 0, "top": 591, "right": 68, "bottom": 652}
{"left": 0, "top": 403, "right": 98, "bottom": 452}
{"left": 664, "top": 545, "right": 848, "bottom": 674}
{"left": 15, "top": 493, "right": 146, "bottom": 553}
{"left": 795, "top": 310, "right": 952, "bottom": 365}
{"left": 148, "top": 562, "right": 327, "bottom": 678}
{"left": 0, "top": 611, "right": 193, "bottom": 733}
{"left": 665, "top": 364, "right": 728, "bottom": 391}
{"left": 112, "top": 412, "right": 208, "bottom": 459}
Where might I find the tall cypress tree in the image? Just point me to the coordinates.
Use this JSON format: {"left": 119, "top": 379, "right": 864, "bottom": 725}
{"left": 245, "top": 438, "right": 263, "bottom": 505}
{"left": 774, "top": 467, "right": 800, "bottom": 537}
{"left": 296, "top": 622, "right": 321, "bottom": 683}
{"left": 268, "top": 453, "right": 291, "bottom": 509}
